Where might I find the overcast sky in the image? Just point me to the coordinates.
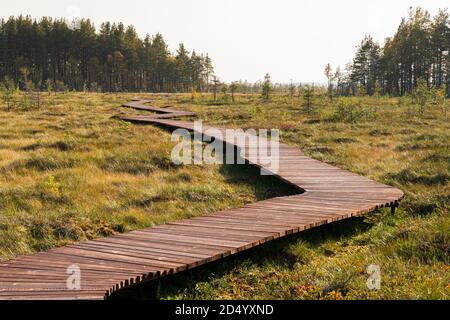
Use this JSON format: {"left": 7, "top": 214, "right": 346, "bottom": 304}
{"left": 2, "top": 0, "right": 449, "bottom": 83}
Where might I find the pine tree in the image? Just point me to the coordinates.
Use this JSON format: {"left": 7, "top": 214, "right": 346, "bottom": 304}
{"left": 324, "top": 63, "right": 334, "bottom": 101}
{"left": 350, "top": 35, "right": 380, "bottom": 95}
{"left": 175, "top": 43, "right": 191, "bottom": 91}
{"left": 212, "top": 76, "right": 220, "bottom": 101}
{"left": 413, "top": 78, "right": 430, "bottom": 114}
{"left": 261, "top": 73, "right": 272, "bottom": 101}
{"left": 230, "top": 82, "right": 238, "bottom": 103}
{"left": 302, "top": 85, "right": 314, "bottom": 114}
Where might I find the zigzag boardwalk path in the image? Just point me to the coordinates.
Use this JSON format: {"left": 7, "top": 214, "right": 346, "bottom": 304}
{"left": 0, "top": 100, "right": 404, "bottom": 300}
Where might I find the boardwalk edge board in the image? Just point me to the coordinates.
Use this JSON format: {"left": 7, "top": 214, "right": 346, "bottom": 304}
{"left": 0, "top": 100, "right": 404, "bottom": 300}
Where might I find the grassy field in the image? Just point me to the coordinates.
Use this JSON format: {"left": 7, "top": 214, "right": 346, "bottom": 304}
{"left": 0, "top": 92, "right": 448, "bottom": 300}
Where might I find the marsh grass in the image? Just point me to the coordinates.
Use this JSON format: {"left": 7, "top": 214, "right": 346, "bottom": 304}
{"left": 0, "top": 92, "right": 448, "bottom": 300}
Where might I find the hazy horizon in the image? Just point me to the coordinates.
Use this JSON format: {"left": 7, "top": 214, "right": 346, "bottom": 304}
{"left": 2, "top": 0, "right": 448, "bottom": 83}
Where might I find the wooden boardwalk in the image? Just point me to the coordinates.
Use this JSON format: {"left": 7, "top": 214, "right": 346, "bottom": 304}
{"left": 0, "top": 99, "right": 404, "bottom": 300}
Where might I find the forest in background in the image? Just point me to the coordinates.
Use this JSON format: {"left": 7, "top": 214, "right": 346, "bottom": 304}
{"left": 326, "top": 7, "right": 450, "bottom": 98}
{"left": 0, "top": 16, "right": 214, "bottom": 92}
{"left": 220, "top": 7, "right": 450, "bottom": 99}
{"left": 0, "top": 7, "right": 449, "bottom": 98}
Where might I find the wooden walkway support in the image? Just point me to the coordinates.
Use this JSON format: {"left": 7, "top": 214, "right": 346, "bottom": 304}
{"left": 0, "top": 100, "right": 404, "bottom": 300}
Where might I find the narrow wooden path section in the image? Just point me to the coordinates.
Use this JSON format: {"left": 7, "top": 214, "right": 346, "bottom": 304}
{"left": 0, "top": 99, "right": 404, "bottom": 300}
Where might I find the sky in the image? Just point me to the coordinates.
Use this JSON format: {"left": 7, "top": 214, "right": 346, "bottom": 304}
{"left": 2, "top": 0, "right": 449, "bottom": 83}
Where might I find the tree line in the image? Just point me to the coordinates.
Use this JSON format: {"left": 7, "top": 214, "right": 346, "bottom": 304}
{"left": 0, "top": 16, "right": 214, "bottom": 92}
{"left": 327, "top": 7, "right": 450, "bottom": 97}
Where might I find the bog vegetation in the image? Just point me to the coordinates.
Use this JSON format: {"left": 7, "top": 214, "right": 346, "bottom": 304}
{"left": 0, "top": 90, "right": 448, "bottom": 300}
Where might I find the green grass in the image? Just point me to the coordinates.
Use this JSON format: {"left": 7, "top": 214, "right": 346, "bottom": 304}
{"left": 0, "top": 92, "right": 448, "bottom": 300}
